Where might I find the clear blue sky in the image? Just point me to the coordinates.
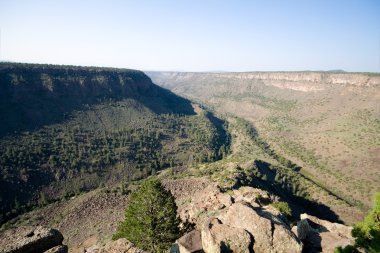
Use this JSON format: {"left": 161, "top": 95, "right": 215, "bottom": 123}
{"left": 1, "top": 0, "right": 379, "bottom": 72}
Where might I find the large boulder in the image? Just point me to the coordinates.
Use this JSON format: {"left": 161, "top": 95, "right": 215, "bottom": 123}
{"left": 293, "top": 219, "right": 310, "bottom": 240}
{"left": 0, "top": 226, "right": 66, "bottom": 253}
{"left": 218, "top": 202, "right": 302, "bottom": 253}
{"left": 176, "top": 230, "right": 203, "bottom": 253}
{"left": 201, "top": 218, "right": 251, "bottom": 253}
{"left": 294, "top": 214, "right": 354, "bottom": 253}
{"left": 300, "top": 213, "right": 353, "bottom": 236}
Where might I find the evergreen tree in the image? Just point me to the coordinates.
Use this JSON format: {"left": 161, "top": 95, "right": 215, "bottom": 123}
{"left": 113, "top": 177, "right": 180, "bottom": 252}
{"left": 335, "top": 192, "right": 380, "bottom": 253}
{"left": 352, "top": 192, "right": 380, "bottom": 252}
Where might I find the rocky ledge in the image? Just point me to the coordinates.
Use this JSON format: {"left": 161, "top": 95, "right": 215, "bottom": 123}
{"left": 164, "top": 179, "right": 354, "bottom": 253}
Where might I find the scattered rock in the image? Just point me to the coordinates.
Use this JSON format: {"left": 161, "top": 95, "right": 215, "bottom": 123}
{"left": 163, "top": 178, "right": 210, "bottom": 199}
{"left": 176, "top": 230, "right": 202, "bottom": 253}
{"left": 232, "top": 186, "right": 271, "bottom": 206}
{"left": 0, "top": 226, "right": 66, "bottom": 253}
{"left": 43, "top": 245, "right": 68, "bottom": 253}
{"left": 85, "top": 238, "right": 146, "bottom": 253}
{"left": 179, "top": 184, "right": 232, "bottom": 227}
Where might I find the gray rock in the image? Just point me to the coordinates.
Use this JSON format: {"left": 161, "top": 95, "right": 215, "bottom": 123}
{"left": 201, "top": 218, "right": 251, "bottom": 253}
{"left": 176, "top": 230, "right": 202, "bottom": 253}
{"left": 298, "top": 213, "right": 354, "bottom": 253}
{"left": 0, "top": 226, "right": 64, "bottom": 253}
{"left": 296, "top": 219, "right": 312, "bottom": 240}
{"left": 218, "top": 202, "right": 302, "bottom": 253}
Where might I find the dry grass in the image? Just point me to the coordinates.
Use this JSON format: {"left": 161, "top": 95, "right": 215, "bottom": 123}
{"left": 149, "top": 71, "right": 380, "bottom": 220}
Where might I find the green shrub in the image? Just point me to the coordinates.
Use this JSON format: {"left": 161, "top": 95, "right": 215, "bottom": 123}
{"left": 352, "top": 192, "right": 380, "bottom": 252}
{"left": 113, "top": 177, "right": 180, "bottom": 252}
{"left": 271, "top": 202, "right": 292, "bottom": 217}
{"left": 334, "top": 245, "right": 358, "bottom": 253}
{"left": 335, "top": 192, "right": 380, "bottom": 253}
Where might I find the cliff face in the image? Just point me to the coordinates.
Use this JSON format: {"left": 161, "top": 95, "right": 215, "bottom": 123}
{"left": 0, "top": 64, "right": 149, "bottom": 136}
{"left": 0, "top": 63, "right": 156, "bottom": 103}
{"left": 0, "top": 63, "right": 193, "bottom": 136}
{"left": 150, "top": 71, "right": 380, "bottom": 92}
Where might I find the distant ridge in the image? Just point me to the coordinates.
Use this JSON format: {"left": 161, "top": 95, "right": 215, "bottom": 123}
{"left": 0, "top": 62, "right": 195, "bottom": 136}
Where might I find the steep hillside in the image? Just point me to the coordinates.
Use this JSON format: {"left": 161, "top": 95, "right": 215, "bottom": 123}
{"left": 148, "top": 71, "right": 380, "bottom": 222}
{"left": 0, "top": 63, "right": 194, "bottom": 136}
{"left": 0, "top": 64, "right": 229, "bottom": 224}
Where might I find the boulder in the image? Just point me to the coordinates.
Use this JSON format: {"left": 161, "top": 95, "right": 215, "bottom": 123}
{"left": 218, "top": 202, "right": 302, "bottom": 253}
{"left": 201, "top": 218, "right": 251, "bottom": 253}
{"left": 300, "top": 213, "right": 352, "bottom": 236}
{"left": 0, "top": 226, "right": 65, "bottom": 253}
{"left": 297, "top": 213, "right": 354, "bottom": 253}
{"left": 295, "top": 219, "right": 311, "bottom": 240}
{"left": 176, "top": 230, "right": 202, "bottom": 253}
{"left": 272, "top": 222, "right": 303, "bottom": 253}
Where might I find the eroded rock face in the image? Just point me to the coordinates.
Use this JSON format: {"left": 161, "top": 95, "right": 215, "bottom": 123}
{"left": 294, "top": 214, "right": 354, "bottom": 253}
{"left": 0, "top": 226, "right": 66, "bottom": 253}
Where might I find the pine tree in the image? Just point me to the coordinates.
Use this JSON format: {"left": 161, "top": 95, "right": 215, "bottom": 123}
{"left": 113, "top": 177, "right": 180, "bottom": 252}
{"left": 335, "top": 192, "right": 380, "bottom": 253}
{"left": 352, "top": 192, "right": 380, "bottom": 252}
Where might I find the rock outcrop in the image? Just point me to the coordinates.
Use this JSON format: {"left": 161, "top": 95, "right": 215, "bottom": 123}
{"left": 0, "top": 226, "right": 67, "bottom": 253}
{"left": 167, "top": 180, "right": 302, "bottom": 253}
{"left": 201, "top": 218, "right": 251, "bottom": 253}
{"left": 168, "top": 179, "right": 354, "bottom": 253}
{"left": 215, "top": 202, "right": 302, "bottom": 253}
{"left": 292, "top": 213, "right": 354, "bottom": 253}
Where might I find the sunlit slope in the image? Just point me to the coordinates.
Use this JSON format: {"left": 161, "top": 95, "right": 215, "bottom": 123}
{"left": 149, "top": 71, "right": 380, "bottom": 211}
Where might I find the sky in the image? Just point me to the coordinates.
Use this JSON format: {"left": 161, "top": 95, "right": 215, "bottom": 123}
{"left": 0, "top": 0, "right": 379, "bottom": 72}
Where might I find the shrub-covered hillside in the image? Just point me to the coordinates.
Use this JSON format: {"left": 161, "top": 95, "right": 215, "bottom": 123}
{"left": 0, "top": 63, "right": 229, "bottom": 224}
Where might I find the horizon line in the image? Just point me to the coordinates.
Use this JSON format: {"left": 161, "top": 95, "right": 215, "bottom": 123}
{"left": 1, "top": 61, "right": 379, "bottom": 74}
